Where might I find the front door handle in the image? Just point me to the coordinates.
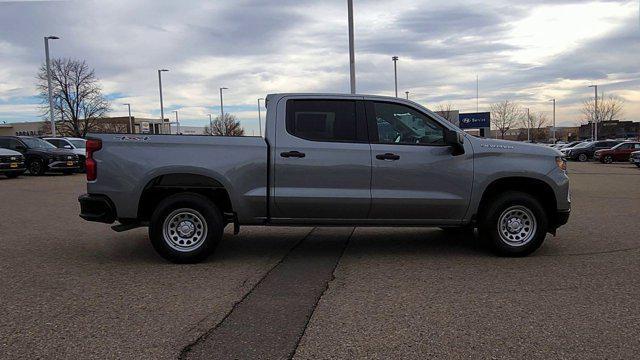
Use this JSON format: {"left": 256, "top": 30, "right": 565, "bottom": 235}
{"left": 376, "top": 153, "right": 400, "bottom": 161}
{"left": 281, "top": 151, "right": 306, "bottom": 158}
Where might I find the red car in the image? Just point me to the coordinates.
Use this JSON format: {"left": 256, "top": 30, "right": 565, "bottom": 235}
{"left": 594, "top": 142, "right": 640, "bottom": 163}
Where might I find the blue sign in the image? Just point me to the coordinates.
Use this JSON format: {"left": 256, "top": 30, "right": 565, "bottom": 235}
{"left": 459, "top": 112, "right": 490, "bottom": 129}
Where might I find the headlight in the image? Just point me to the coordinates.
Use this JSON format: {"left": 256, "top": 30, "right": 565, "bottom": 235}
{"left": 556, "top": 157, "right": 567, "bottom": 172}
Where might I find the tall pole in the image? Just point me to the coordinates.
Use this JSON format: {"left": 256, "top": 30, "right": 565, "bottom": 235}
{"left": 208, "top": 114, "right": 213, "bottom": 135}
{"left": 550, "top": 99, "right": 556, "bottom": 142}
{"left": 392, "top": 56, "right": 399, "bottom": 97}
{"left": 158, "top": 69, "right": 169, "bottom": 135}
{"left": 219, "top": 87, "right": 228, "bottom": 119}
{"left": 594, "top": 85, "right": 598, "bottom": 140}
{"left": 173, "top": 110, "right": 180, "bottom": 135}
{"left": 476, "top": 75, "right": 479, "bottom": 113}
{"left": 44, "top": 36, "right": 59, "bottom": 137}
{"left": 405, "top": 91, "right": 409, "bottom": 100}
{"left": 347, "top": 0, "right": 356, "bottom": 94}
{"left": 258, "top": 98, "right": 264, "bottom": 137}
{"left": 526, "top": 108, "right": 530, "bottom": 142}
{"left": 124, "top": 103, "right": 133, "bottom": 133}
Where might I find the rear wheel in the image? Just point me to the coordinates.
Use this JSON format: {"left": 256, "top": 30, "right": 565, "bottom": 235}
{"left": 578, "top": 153, "right": 588, "bottom": 162}
{"left": 479, "top": 191, "right": 548, "bottom": 257}
{"left": 149, "top": 193, "right": 224, "bottom": 263}
{"left": 28, "top": 160, "right": 45, "bottom": 176}
{"left": 603, "top": 155, "right": 613, "bottom": 164}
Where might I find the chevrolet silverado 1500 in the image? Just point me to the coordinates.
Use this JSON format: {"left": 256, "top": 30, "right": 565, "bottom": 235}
{"left": 79, "top": 93, "right": 570, "bottom": 263}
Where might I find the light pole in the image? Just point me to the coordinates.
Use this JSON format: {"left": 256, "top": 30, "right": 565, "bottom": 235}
{"left": 44, "top": 36, "right": 59, "bottom": 137}
{"left": 525, "top": 108, "right": 530, "bottom": 142}
{"left": 476, "top": 75, "right": 479, "bottom": 113}
{"left": 219, "top": 87, "right": 228, "bottom": 119}
{"left": 158, "top": 69, "right": 169, "bottom": 134}
{"left": 405, "top": 91, "right": 409, "bottom": 100}
{"left": 347, "top": 0, "right": 356, "bottom": 94}
{"left": 258, "top": 98, "right": 264, "bottom": 137}
{"left": 208, "top": 114, "right": 213, "bottom": 135}
{"left": 549, "top": 99, "right": 556, "bottom": 142}
{"left": 123, "top": 103, "right": 133, "bottom": 133}
{"left": 589, "top": 85, "right": 598, "bottom": 140}
{"left": 173, "top": 110, "right": 180, "bottom": 134}
{"left": 392, "top": 56, "right": 399, "bottom": 97}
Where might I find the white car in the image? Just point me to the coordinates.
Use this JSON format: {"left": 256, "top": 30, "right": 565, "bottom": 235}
{"left": 43, "top": 137, "right": 86, "bottom": 171}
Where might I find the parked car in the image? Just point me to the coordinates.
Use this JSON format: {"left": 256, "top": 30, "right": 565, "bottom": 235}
{"left": 556, "top": 141, "right": 582, "bottom": 151}
{"left": 594, "top": 142, "right": 640, "bottom": 163}
{"left": 563, "top": 140, "right": 621, "bottom": 162}
{"left": 79, "top": 93, "right": 570, "bottom": 263}
{"left": 0, "top": 147, "right": 26, "bottom": 178}
{"left": 630, "top": 151, "right": 640, "bottom": 168}
{"left": 43, "top": 137, "right": 86, "bottom": 171}
{"left": 0, "top": 136, "right": 80, "bottom": 175}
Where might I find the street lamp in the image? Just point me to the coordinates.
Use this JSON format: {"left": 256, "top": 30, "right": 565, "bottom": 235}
{"left": 257, "top": 98, "right": 264, "bottom": 137}
{"left": 173, "top": 110, "right": 180, "bottom": 135}
{"left": 588, "top": 85, "right": 598, "bottom": 140}
{"left": 158, "top": 69, "right": 169, "bottom": 134}
{"left": 44, "top": 36, "right": 59, "bottom": 137}
{"left": 208, "top": 114, "right": 213, "bottom": 135}
{"left": 123, "top": 103, "right": 133, "bottom": 133}
{"left": 392, "top": 56, "right": 399, "bottom": 97}
{"left": 405, "top": 91, "right": 409, "bottom": 100}
{"left": 347, "top": 0, "right": 356, "bottom": 94}
{"left": 219, "top": 87, "right": 228, "bottom": 119}
{"left": 525, "top": 107, "right": 531, "bottom": 142}
{"left": 548, "top": 99, "right": 556, "bottom": 142}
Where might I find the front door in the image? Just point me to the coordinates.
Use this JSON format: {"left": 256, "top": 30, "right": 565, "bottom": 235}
{"left": 366, "top": 100, "right": 473, "bottom": 222}
{"left": 272, "top": 98, "right": 371, "bottom": 220}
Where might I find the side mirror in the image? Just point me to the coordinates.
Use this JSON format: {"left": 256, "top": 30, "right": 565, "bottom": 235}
{"left": 63, "top": 145, "right": 73, "bottom": 149}
{"left": 444, "top": 128, "right": 465, "bottom": 155}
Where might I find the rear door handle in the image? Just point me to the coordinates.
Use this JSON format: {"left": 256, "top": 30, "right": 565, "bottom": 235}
{"left": 376, "top": 153, "right": 400, "bottom": 161}
{"left": 280, "top": 151, "right": 306, "bottom": 158}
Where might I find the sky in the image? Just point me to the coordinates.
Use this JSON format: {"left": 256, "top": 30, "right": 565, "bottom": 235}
{"left": 0, "top": 0, "right": 639, "bottom": 135}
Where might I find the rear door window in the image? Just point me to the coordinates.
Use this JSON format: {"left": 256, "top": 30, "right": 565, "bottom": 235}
{"left": 286, "top": 100, "right": 366, "bottom": 142}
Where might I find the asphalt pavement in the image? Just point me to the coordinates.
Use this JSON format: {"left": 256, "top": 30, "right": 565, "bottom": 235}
{"left": 0, "top": 162, "right": 638, "bottom": 359}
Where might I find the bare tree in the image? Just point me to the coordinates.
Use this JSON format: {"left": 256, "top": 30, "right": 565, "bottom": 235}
{"left": 210, "top": 113, "right": 245, "bottom": 136}
{"left": 580, "top": 95, "right": 624, "bottom": 125}
{"left": 436, "top": 103, "right": 456, "bottom": 124}
{"left": 37, "top": 58, "right": 110, "bottom": 137}
{"left": 521, "top": 112, "right": 550, "bottom": 142}
{"left": 490, "top": 100, "right": 521, "bottom": 139}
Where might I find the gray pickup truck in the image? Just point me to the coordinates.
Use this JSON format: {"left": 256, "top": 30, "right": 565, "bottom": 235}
{"left": 79, "top": 93, "right": 570, "bottom": 263}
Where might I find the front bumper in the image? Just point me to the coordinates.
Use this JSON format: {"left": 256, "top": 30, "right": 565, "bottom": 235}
{"left": 0, "top": 162, "right": 26, "bottom": 172}
{"left": 79, "top": 194, "right": 116, "bottom": 223}
{"left": 553, "top": 209, "right": 571, "bottom": 228}
{"left": 48, "top": 160, "right": 80, "bottom": 171}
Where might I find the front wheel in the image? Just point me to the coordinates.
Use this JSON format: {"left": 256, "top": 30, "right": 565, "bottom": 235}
{"left": 603, "top": 155, "right": 613, "bottom": 164}
{"left": 28, "top": 160, "right": 45, "bottom": 176}
{"left": 149, "top": 193, "right": 224, "bottom": 263}
{"left": 479, "top": 191, "right": 548, "bottom": 257}
{"left": 578, "top": 153, "right": 588, "bottom": 162}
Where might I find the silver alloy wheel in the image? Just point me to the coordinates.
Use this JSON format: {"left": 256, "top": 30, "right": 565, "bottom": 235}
{"left": 162, "top": 208, "right": 208, "bottom": 252}
{"left": 604, "top": 155, "right": 613, "bottom": 164}
{"left": 497, "top": 205, "right": 537, "bottom": 247}
{"left": 578, "top": 153, "right": 588, "bottom": 162}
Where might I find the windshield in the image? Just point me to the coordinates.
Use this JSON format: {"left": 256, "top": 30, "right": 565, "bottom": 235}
{"left": 573, "top": 141, "right": 593, "bottom": 149}
{"left": 69, "top": 139, "right": 86, "bottom": 148}
{"left": 21, "top": 137, "right": 56, "bottom": 149}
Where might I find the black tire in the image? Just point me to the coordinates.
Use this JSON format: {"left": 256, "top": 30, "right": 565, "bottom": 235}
{"left": 603, "top": 155, "right": 613, "bottom": 164}
{"left": 149, "top": 192, "right": 224, "bottom": 263}
{"left": 478, "top": 191, "right": 548, "bottom": 257}
{"left": 577, "top": 153, "right": 588, "bottom": 162}
{"left": 28, "top": 159, "right": 45, "bottom": 176}
{"left": 5, "top": 171, "right": 24, "bottom": 179}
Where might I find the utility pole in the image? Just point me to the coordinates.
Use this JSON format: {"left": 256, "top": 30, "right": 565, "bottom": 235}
{"left": 44, "top": 36, "right": 59, "bottom": 137}
{"left": 219, "top": 87, "right": 228, "bottom": 119}
{"left": 258, "top": 98, "right": 264, "bottom": 137}
{"left": 589, "top": 85, "right": 598, "bottom": 140}
{"left": 476, "top": 75, "right": 479, "bottom": 113}
{"left": 124, "top": 103, "right": 133, "bottom": 133}
{"left": 347, "top": 0, "right": 356, "bottom": 94}
{"left": 173, "top": 110, "right": 180, "bottom": 135}
{"left": 158, "top": 69, "right": 169, "bottom": 134}
{"left": 526, "top": 108, "right": 530, "bottom": 142}
{"left": 208, "top": 114, "right": 213, "bottom": 135}
{"left": 549, "top": 99, "right": 556, "bottom": 142}
{"left": 392, "top": 56, "right": 399, "bottom": 97}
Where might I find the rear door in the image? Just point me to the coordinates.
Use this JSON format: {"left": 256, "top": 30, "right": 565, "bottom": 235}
{"left": 272, "top": 97, "right": 371, "bottom": 220}
{"left": 366, "top": 100, "right": 473, "bottom": 222}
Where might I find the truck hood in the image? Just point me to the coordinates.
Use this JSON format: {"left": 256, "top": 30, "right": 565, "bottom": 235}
{"left": 467, "top": 136, "right": 562, "bottom": 158}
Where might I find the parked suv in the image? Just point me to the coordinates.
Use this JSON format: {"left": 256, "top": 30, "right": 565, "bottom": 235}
{"left": 563, "top": 140, "right": 621, "bottom": 162}
{"left": 594, "top": 142, "right": 640, "bottom": 163}
{"left": 0, "top": 147, "right": 26, "bottom": 178}
{"left": 630, "top": 151, "right": 640, "bottom": 168}
{"left": 0, "top": 136, "right": 79, "bottom": 175}
{"left": 43, "top": 137, "right": 86, "bottom": 171}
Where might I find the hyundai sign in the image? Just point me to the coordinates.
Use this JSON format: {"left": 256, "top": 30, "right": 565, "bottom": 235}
{"left": 459, "top": 112, "right": 490, "bottom": 129}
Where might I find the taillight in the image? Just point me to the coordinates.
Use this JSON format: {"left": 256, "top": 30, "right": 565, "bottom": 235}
{"left": 86, "top": 139, "right": 102, "bottom": 181}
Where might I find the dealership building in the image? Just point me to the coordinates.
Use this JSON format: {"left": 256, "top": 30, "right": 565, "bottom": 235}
{"left": 0, "top": 117, "right": 172, "bottom": 137}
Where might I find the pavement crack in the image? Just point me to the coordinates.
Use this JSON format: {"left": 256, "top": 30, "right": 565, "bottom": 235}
{"left": 288, "top": 226, "right": 355, "bottom": 360}
{"left": 178, "top": 227, "right": 317, "bottom": 360}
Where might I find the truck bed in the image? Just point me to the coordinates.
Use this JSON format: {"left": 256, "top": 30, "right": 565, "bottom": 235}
{"left": 87, "top": 134, "right": 268, "bottom": 223}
